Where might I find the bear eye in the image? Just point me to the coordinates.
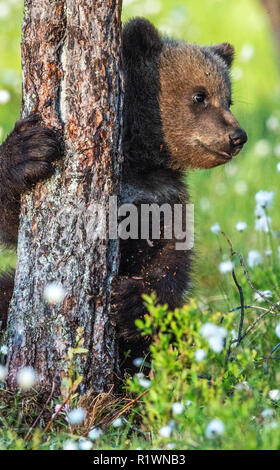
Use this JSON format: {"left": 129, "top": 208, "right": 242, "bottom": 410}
{"left": 193, "top": 92, "right": 206, "bottom": 104}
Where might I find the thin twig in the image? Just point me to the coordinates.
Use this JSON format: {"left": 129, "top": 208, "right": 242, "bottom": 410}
{"left": 222, "top": 232, "right": 280, "bottom": 311}
{"left": 229, "top": 305, "right": 280, "bottom": 315}
{"left": 222, "top": 232, "right": 245, "bottom": 343}
{"left": 271, "top": 342, "right": 280, "bottom": 355}
{"left": 240, "top": 303, "right": 277, "bottom": 341}
{"left": 42, "top": 388, "right": 73, "bottom": 436}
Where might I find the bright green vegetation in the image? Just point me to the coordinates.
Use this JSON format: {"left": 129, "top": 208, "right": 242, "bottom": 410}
{"left": 1, "top": 0, "right": 280, "bottom": 451}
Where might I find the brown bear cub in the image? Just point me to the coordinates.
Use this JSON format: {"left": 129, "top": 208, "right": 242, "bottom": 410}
{"left": 0, "top": 18, "right": 247, "bottom": 374}
{"left": 114, "top": 18, "right": 247, "bottom": 372}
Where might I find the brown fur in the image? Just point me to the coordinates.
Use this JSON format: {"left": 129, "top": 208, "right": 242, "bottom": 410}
{"left": 114, "top": 18, "right": 247, "bottom": 374}
{"left": 160, "top": 43, "right": 245, "bottom": 170}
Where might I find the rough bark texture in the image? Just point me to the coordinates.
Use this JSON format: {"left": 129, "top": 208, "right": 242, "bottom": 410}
{"left": 6, "top": 0, "right": 123, "bottom": 393}
{"left": 261, "top": 0, "right": 280, "bottom": 64}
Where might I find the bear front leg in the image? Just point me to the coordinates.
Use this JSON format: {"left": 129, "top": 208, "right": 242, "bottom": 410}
{"left": 145, "top": 239, "right": 192, "bottom": 310}
{"left": 0, "top": 115, "right": 62, "bottom": 245}
{"left": 112, "top": 240, "right": 192, "bottom": 374}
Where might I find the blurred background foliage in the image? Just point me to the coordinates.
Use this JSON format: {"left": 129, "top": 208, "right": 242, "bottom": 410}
{"left": 1, "top": 0, "right": 280, "bottom": 308}
{"left": 1, "top": 0, "right": 280, "bottom": 451}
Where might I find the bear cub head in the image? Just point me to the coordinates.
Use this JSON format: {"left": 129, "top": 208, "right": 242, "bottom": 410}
{"left": 122, "top": 18, "right": 247, "bottom": 171}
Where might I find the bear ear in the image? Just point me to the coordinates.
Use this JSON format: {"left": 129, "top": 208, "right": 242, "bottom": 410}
{"left": 122, "top": 17, "right": 163, "bottom": 61}
{"left": 210, "top": 43, "right": 235, "bottom": 68}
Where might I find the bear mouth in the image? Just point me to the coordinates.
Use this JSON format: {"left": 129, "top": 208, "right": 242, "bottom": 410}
{"left": 199, "top": 143, "right": 233, "bottom": 161}
{"left": 198, "top": 141, "right": 245, "bottom": 163}
{"left": 231, "top": 144, "right": 244, "bottom": 156}
{"left": 214, "top": 150, "right": 233, "bottom": 160}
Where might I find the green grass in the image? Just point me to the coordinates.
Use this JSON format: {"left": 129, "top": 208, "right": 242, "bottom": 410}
{"left": 1, "top": 0, "right": 280, "bottom": 451}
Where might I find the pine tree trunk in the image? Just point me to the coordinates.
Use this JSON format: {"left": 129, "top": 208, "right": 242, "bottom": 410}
{"left": 261, "top": 0, "right": 280, "bottom": 65}
{"left": 6, "top": 0, "right": 123, "bottom": 394}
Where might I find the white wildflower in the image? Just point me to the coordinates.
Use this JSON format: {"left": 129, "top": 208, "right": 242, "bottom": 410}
{"left": 235, "top": 381, "right": 251, "bottom": 392}
{"left": 141, "top": 0, "right": 162, "bottom": 16}
{"left": 201, "top": 323, "right": 227, "bottom": 353}
{"left": 254, "top": 140, "right": 271, "bottom": 157}
{"left": 169, "top": 419, "right": 176, "bottom": 429}
{"left": 201, "top": 323, "right": 219, "bottom": 339}
{"left": 255, "top": 204, "right": 266, "bottom": 218}
{"left": 266, "top": 115, "right": 279, "bottom": 131}
{"left": 277, "top": 162, "right": 280, "bottom": 172}
{"left": 274, "top": 144, "right": 280, "bottom": 157}
{"left": 63, "top": 440, "right": 78, "bottom": 450}
{"left": 219, "top": 260, "right": 234, "bottom": 274}
{"left": 275, "top": 322, "right": 280, "bottom": 339}
{"left": 261, "top": 409, "right": 274, "bottom": 419}
{"left": 234, "top": 181, "right": 248, "bottom": 195}
{"left": 240, "top": 43, "right": 254, "bottom": 62}
{"left": 172, "top": 402, "right": 184, "bottom": 415}
{"left": 200, "top": 197, "right": 211, "bottom": 212}
{"left": 67, "top": 408, "right": 86, "bottom": 425}
{"left": 0, "top": 365, "right": 7, "bottom": 381}
{"left": 9, "top": 0, "right": 24, "bottom": 5}
{"left": 0, "top": 89, "right": 10, "bottom": 104}
{"left": 79, "top": 439, "right": 93, "bottom": 450}
{"left": 17, "top": 366, "right": 36, "bottom": 390}
{"left": 138, "top": 378, "right": 151, "bottom": 388}
{"left": 211, "top": 223, "right": 221, "bottom": 235}
{"left": 269, "top": 389, "right": 280, "bottom": 401}
{"left": 225, "top": 162, "right": 238, "bottom": 176}
{"left": 88, "top": 427, "right": 103, "bottom": 440}
{"left": 201, "top": 323, "right": 227, "bottom": 340}
{"left": 159, "top": 425, "right": 172, "bottom": 438}
{"left": 236, "top": 221, "right": 247, "bottom": 232}
{"left": 255, "top": 215, "right": 271, "bottom": 233}
{"left": 205, "top": 419, "right": 225, "bottom": 438}
{"left": 133, "top": 357, "right": 144, "bottom": 368}
{"left": 265, "top": 249, "right": 272, "bottom": 257}
{"left": 167, "top": 443, "right": 176, "bottom": 450}
{"left": 264, "top": 421, "right": 278, "bottom": 430}
{"left": 231, "top": 329, "right": 238, "bottom": 342}
{"left": 0, "top": 345, "right": 8, "bottom": 355}
{"left": 254, "top": 290, "right": 273, "bottom": 302}
{"left": 185, "top": 400, "right": 192, "bottom": 408}
{"left": 231, "top": 67, "right": 243, "bottom": 81}
{"left": 247, "top": 250, "right": 262, "bottom": 268}
{"left": 208, "top": 336, "right": 224, "bottom": 353}
{"left": 0, "top": 3, "right": 11, "bottom": 19}
{"left": 112, "top": 417, "right": 124, "bottom": 428}
{"left": 44, "top": 282, "right": 66, "bottom": 305}
{"left": 255, "top": 190, "right": 274, "bottom": 209}
{"left": 195, "top": 349, "right": 207, "bottom": 362}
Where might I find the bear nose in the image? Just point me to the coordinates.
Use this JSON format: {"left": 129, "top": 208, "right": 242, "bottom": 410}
{"left": 229, "top": 128, "right": 248, "bottom": 147}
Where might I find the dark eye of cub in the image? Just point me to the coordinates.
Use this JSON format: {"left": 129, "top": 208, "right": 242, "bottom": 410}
{"left": 193, "top": 92, "right": 206, "bottom": 104}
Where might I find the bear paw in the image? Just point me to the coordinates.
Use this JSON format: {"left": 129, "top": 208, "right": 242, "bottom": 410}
{"left": 4, "top": 115, "right": 63, "bottom": 192}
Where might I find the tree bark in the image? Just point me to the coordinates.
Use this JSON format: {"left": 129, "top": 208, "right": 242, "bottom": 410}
{"left": 6, "top": 0, "right": 123, "bottom": 394}
{"left": 261, "top": 0, "right": 280, "bottom": 64}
